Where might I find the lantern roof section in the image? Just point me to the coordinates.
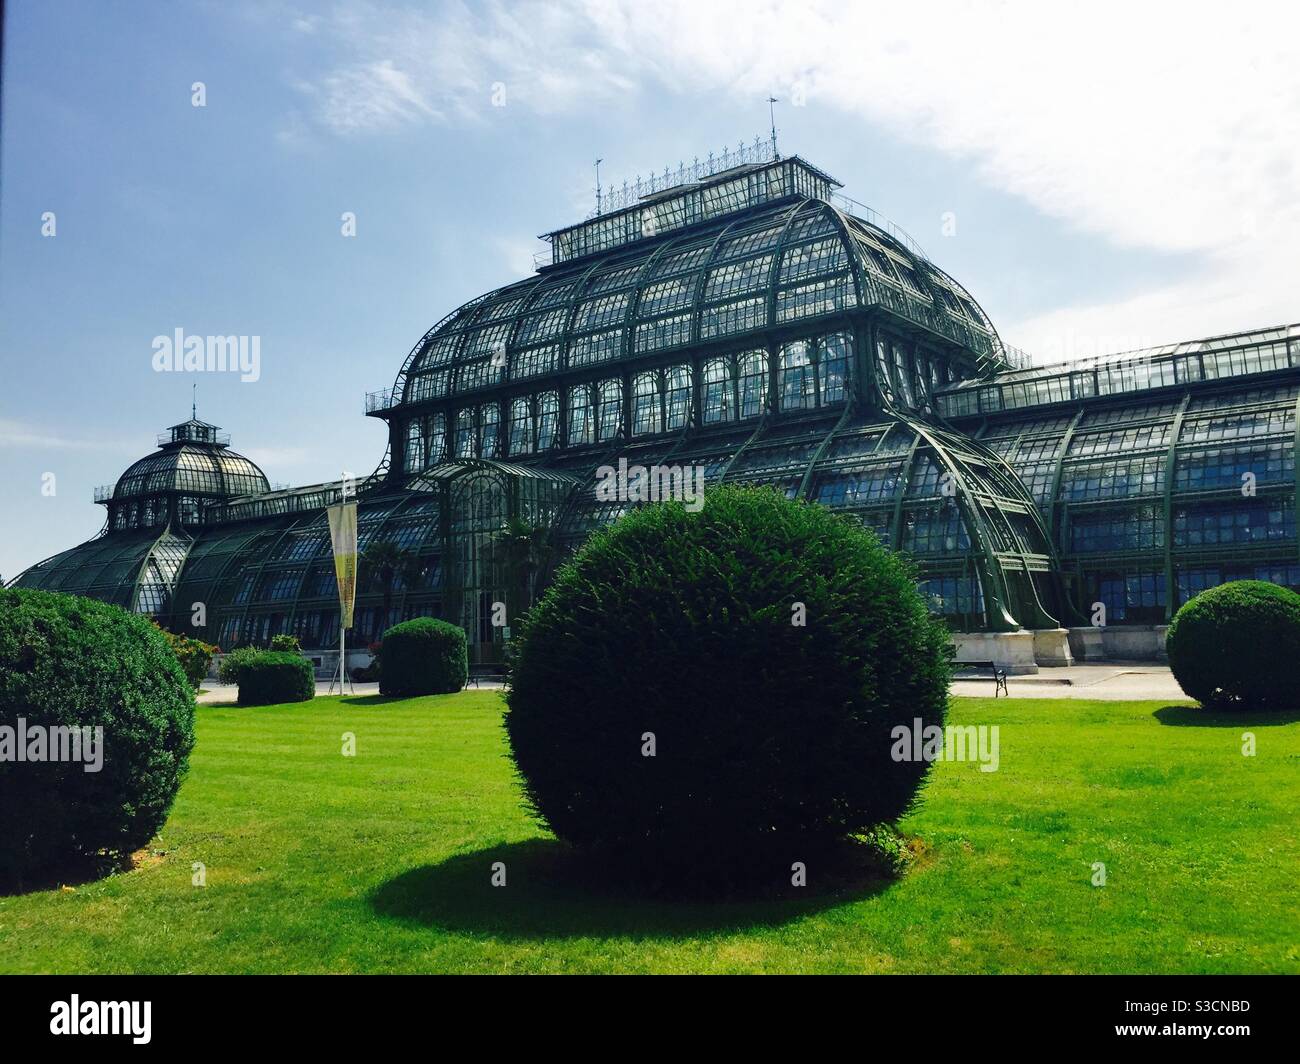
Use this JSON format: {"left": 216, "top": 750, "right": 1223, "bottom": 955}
{"left": 159, "top": 417, "right": 230, "bottom": 448}
{"left": 540, "top": 153, "right": 843, "bottom": 268}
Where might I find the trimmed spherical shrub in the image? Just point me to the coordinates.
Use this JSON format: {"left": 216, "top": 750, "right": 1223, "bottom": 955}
{"left": 505, "top": 485, "right": 951, "bottom": 887}
{"left": 378, "top": 618, "right": 468, "bottom": 696}
{"left": 1166, "top": 580, "right": 1300, "bottom": 711}
{"left": 236, "top": 651, "right": 315, "bottom": 706}
{"left": 0, "top": 588, "right": 196, "bottom": 888}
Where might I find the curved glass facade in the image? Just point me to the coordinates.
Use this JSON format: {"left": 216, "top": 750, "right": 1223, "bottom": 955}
{"left": 14, "top": 526, "right": 195, "bottom": 619}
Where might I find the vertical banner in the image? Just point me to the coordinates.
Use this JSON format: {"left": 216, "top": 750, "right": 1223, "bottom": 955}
{"left": 327, "top": 499, "right": 358, "bottom": 628}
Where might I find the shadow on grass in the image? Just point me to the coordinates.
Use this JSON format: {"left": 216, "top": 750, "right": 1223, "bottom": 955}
{"left": 335, "top": 694, "right": 409, "bottom": 706}
{"left": 1153, "top": 704, "right": 1300, "bottom": 727}
{"left": 0, "top": 851, "right": 136, "bottom": 898}
{"left": 370, "top": 838, "right": 898, "bottom": 941}
{"left": 337, "top": 691, "right": 486, "bottom": 706}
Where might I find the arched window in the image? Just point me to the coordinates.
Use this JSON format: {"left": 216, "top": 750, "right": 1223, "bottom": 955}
{"left": 876, "top": 339, "right": 895, "bottom": 404}
{"left": 664, "top": 364, "right": 692, "bottom": 430}
{"left": 632, "top": 371, "right": 662, "bottom": 436}
{"left": 537, "top": 391, "right": 559, "bottom": 451}
{"left": 780, "top": 340, "right": 816, "bottom": 411}
{"left": 404, "top": 419, "right": 423, "bottom": 472}
{"left": 480, "top": 403, "right": 500, "bottom": 458}
{"left": 568, "top": 384, "right": 593, "bottom": 445}
{"left": 820, "top": 332, "right": 850, "bottom": 405}
{"left": 913, "top": 354, "right": 928, "bottom": 406}
{"left": 892, "top": 342, "right": 914, "bottom": 407}
{"left": 702, "top": 357, "right": 733, "bottom": 424}
{"left": 455, "top": 408, "right": 475, "bottom": 458}
{"left": 509, "top": 397, "right": 533, "bottom": 455}
{"left": 737, "top": 349, "right": 768, "bottom": 419}
{"left": 427, "top": 412, "right": 447, "bottom": 464}
{"left": 597, "top": 378, "right": 623, "bottom": 442}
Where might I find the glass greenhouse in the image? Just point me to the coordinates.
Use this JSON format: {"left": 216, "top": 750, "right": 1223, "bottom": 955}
{"left": 14, "top": 151, "right": 1300, "bottom": 670}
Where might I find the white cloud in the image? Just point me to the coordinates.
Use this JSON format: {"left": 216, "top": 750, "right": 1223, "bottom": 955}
{"left": 285, "top": 1, "right": 637, "bottom": 136}
{"left": 283, "top": 0, "right": 1300, "bottom": 355}
{"left": 0, "top": 419, "right": 138, "bottom": 454}
{"left": 313, "top": 59, "right": 439, "bottom": 132}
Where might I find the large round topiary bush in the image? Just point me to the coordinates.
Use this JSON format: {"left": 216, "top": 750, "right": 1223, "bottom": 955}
{"left": 378, "top": 617, "right": 468, "bottom": 696}
{"left": 0, "top": 588, "right": 196, "bottom": 888}
{"left": 1166, "top": 579, "right": 1300, "bottom": 711}
{"left": 505, "top": 485, "right": 951, "bottom": 887}
{"left": 236, "top": 650, "right": 315, "bottom": 706}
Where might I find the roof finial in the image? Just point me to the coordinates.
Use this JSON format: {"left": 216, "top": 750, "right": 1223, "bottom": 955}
{"left": 192, "top": 382, "right": 197, "bottom": 421}
{"left": 767, "top": 96, "right": 780, "bottom": 159}
{"left": 594, "top": 158, "right": 603, "bottom": 215}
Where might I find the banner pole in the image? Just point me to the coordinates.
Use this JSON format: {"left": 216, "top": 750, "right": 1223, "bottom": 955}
{"left": 327, "top": 470, "right": 358, "bottom": 697}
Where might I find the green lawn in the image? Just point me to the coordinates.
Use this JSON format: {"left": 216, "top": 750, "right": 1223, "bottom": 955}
{"left": 1, "top": 691, "right": 1297, "bottom": 974}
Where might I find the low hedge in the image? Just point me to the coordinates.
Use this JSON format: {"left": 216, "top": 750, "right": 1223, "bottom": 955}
{"left": 236, "top": 651, "right": 315, "bottom": 706}
{"left": 218, "top": 646, "right": 259, "bottom": 686}
{"left": 378, "top": 618, "right": 467, "bottom": 696}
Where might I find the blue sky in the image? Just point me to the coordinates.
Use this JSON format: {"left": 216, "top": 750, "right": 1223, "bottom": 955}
{"left": 2, "top": 0, "right": 1297, "bottom": 579}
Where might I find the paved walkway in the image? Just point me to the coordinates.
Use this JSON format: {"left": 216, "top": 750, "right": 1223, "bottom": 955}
{"left": 951, "top": 662, "right": 1185, "bottom": 701}
{"left": 199, "top": 666, "right": 1179, "bottom": 703}
{"left": 196, "top": 678, "right": 507, "bottom": 704}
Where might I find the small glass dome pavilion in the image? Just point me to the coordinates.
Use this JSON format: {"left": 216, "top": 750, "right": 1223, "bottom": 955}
{"left": 17, "top": 418, "right": 268, "bottom": 614}
{"left": 103, "top": 418, "right": 270, "bottom": 532}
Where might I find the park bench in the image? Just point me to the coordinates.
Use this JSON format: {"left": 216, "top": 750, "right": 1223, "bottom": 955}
{"left": 953, "top": 660, "right": 1009, "bottom": 697}
{"left": 467, "top": 664, "right": 507, "bottom": 688}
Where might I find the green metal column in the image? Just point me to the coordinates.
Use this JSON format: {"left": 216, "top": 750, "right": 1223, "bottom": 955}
{"left": 1293, "top": 390, "right": 1300, "bottom": 566}
{"left": 1162, "top": 392, "right": 1191, "bottom": 620}
{"left": 888, "top": 433, "right": 922, "bottom": 549}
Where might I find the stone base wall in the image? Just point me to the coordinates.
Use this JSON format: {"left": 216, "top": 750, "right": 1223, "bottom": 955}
{"left": 952, "top": 625, "right": 1169, "bottom": 671}
{"left": 950, "top": 630, "right": 1039, "bottom": 674}
{"left": 1067, "top": 625, "right": 1168, "bottom": 663}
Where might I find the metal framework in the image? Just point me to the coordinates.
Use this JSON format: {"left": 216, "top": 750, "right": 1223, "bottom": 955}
{"left": 13, "top": 153, "right": 1299, "bottom": 655}
{"left": 953, "top": 330, "right": 1300, "bottom": 622}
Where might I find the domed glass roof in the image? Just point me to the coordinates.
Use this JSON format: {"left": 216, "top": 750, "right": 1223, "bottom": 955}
{"left": 391, "top": 193, "right": 1004, "bottom": 409}
{"left": 113, "top": 419, "right": 269, "bottom": 500}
